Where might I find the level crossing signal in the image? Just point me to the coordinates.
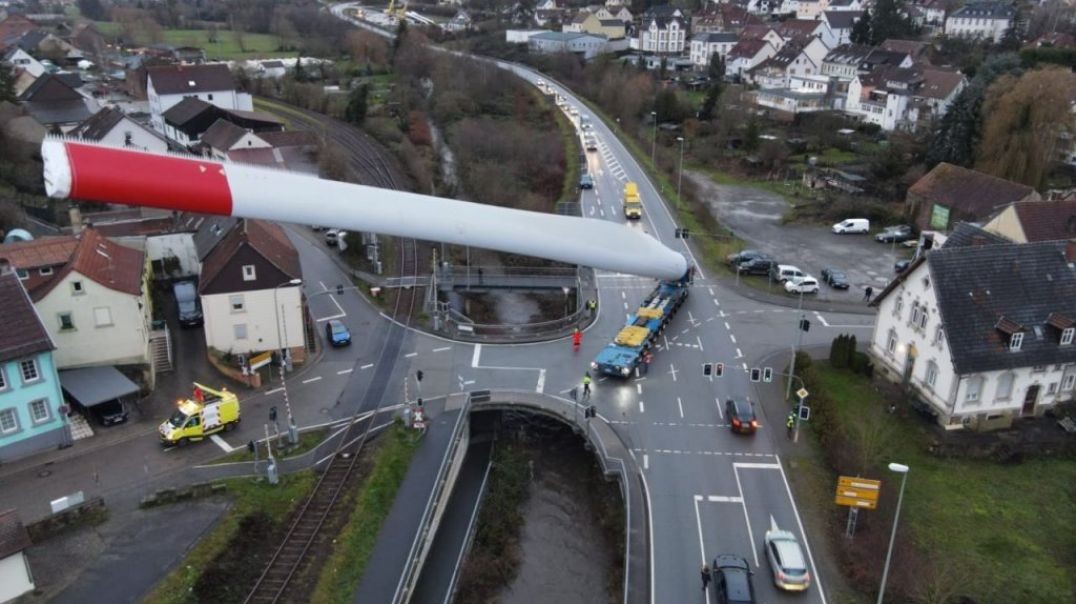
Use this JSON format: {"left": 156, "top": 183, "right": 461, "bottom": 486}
{"left": 674, "top": 228, "right": 691, "bottom": 239}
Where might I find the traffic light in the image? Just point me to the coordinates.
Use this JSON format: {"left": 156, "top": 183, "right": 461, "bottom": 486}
{"left": 269, "top": 406, "right": 278, "bottom": 422}
{"left": 799, "top": 318, "right": 811, "bottom": 332}
{"left": 417, "top": 398, "right": 423, "bottom": 408}
{"left": 416, "top": 370, "right": 424, "bottom": 382}
{"left": 675, "top": 228, "right": 691, "bottom": 239}
{"left": 584, "top": 406, "right": 597, "bottom": 419}
{"left": 750, "top": 368, "right": 761, "bottom": 382}
{"left": 763, "top": 367, "right": 773, "bottom": 382}
{"left": 336, "top": 283, "right": 344, "bottom": 295}
{"left": 715, "top": 363, "right": 724, "bottom": 377}
{"left": 703, "top": 363, "right": 713, "bottom": 376}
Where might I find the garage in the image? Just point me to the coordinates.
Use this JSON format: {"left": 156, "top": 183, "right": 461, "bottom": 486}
{"left": 59, "top": 367, "right": 140, "bottom": 427}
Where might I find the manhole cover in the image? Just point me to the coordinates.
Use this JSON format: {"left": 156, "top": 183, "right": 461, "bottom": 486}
{"left": 38, "top": 470, "right": 51, "bottom": 478}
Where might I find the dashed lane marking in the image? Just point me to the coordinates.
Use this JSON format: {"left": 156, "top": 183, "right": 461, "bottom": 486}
{"left": 433, "top": 346, "right": 451, "bottom": 352}
{"left": 634, "top": 449, "right": 776, "bottom": 458}
{"left": 405, "top": 352, "right": 418, "bottom": 358}
{"left": 265, "top": 387, "right": 284, "bottom": 395}
{"left": 361, "top": 363, "right": 374, "bottom": 370}
{"left": 302, "top": 376, "right": 322, "bottom": 384}
{"left": 338, "top": 368, "right": 353, "bottom": 375}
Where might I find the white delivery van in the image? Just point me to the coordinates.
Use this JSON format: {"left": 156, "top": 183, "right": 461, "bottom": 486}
{"left": 832, "top": 218, "right": 870, "bottom": 234}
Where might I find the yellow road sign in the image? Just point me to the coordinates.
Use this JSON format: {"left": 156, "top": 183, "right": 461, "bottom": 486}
{"left": 835, "top": 475, "right": 881, "bottom": 509}
{"left": 835, "top": 495, "right": 878, "bottom": 509}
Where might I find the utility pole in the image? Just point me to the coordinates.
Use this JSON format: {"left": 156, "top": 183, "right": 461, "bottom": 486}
{"left": 786, "top": 291, "right": 808, "bottom": 401}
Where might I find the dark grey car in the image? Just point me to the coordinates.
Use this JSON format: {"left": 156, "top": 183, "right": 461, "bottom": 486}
{"left": 713, "top": 554, "right": 756, "bottom": 604}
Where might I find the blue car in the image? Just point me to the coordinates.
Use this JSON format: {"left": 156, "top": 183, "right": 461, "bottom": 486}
{"left": 326, "top": 319, "right": 351, "bottom": 347}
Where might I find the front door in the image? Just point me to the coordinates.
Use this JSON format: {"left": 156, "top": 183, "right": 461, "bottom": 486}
{"left": 1022, "top": 385, "right": 1040, "bottom": 416}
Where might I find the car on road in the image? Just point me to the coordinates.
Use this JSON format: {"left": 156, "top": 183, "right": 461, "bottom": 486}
{"left": 584, "top": 136, "right": 598, "bottom": 151}
{"left": 764, "top": 528, "right": 811, "bottom": 591}
{"left": 579, "top": 174, "right": 594, "bottom": 189}
{"left": 712, "top": 554, "right": 756, "bottom": 604}
{"left": 325, "top": 229, "right": 347, "bottom": 246}
{"left": 785, "top": 276, "right": 820, "bottom": 294}
{"left": 832, "top": 218, "right": 870, "bottom": 234}
{"left": 770, "top": 264, "right": 806, "bottom": 283}
{"left": 325, "top": 319, "right": 352, "bottom": 347}
{"left": 875, "top": 225, "right": 914, "bottom": 243}
{"left": 736, "top": 257, "right": 776, "bottom": 276}
{"left": 894, "top": 259, "right": 911, "bottom": 273}
{"left": 820, "top": 268, "right": 849, "bottom": 289}
{"left": 725, "top": 399, "right": 758, "bottom": 434}
{"left": 173, "top": 280, "right": 203, "bottom": 327}
{"left": 726, "top": 249, "right": 766, "bottom": 266}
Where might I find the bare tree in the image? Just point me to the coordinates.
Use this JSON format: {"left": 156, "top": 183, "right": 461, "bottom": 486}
{"left": 842, "top": 402, "right": 897, "bottom": 476}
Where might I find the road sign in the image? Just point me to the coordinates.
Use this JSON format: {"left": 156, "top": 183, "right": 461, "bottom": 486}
{"left": 249, "top": 351, "right": 273, "bottom": 370}
{"left": 796, "top": 387, "right": 809, "bottom": 400}
{"left": 798, "top": 405, "right": 811, "bottom": 421}
{"left": 834, "top": 476, "right": 881, "bottom": 510}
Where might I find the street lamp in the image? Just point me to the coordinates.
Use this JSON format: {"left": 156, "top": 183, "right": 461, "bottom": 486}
{"left": 676, "top": 136, "right": 685, "bottom": 199}
{"left": 275, "top": 278, "right": 303, "bottom": 445}
{"left": 877, "top": 462, "right": 910, "bottom": 604}
{"left": 650, "top": 110, "right": 657, "bottom": 163}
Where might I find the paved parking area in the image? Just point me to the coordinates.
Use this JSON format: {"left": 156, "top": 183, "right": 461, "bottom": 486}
{"left": 688, "top": 173, "right": 912, "bottom": 301}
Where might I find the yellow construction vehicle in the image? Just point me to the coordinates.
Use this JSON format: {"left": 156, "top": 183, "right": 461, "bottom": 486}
{"left": 159, "top": 383, "right": 240, "bottom": 447}
{"left": 623, "top": 181, "right": 642, "bottom": 219}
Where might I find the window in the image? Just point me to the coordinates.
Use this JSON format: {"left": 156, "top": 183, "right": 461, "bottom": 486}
{"left": 0, "top": 409, "right": 18, "bottom": 434}
{"left": 1062, "top": 328, "right": 1074, "bottom": 346}
{"left": 0, "top": 368, "right": 6, "bottom": 391}
{"left": 71, "top": 280, "right": 84, "bottom": 295}
{"left": 58, "top": 313, "right": 75, "bottom": 331}
{"left": 230, "top": 295, "right": 245, "bottom": 313}
{"left": 965, "top": 376, "right": 983, "bottom": 403}
{"left": 886, "top": 329, "right": 897, "bottom": 355}
{"left": 996, "top": 372, "right": 1014, "bottom": 401}
{"left": 1064, "top": 373, "right": 1076, "bottom": 392}
{"left": 933, "top": 325, "right": 945, "bottom": 345}
{"left": 925, "top": 361, "right": 938, "bottom": 388}
{"left": 242, "top": 265, "right": 256, "bottom": 281}
{"left": 40, "top": 267, "right": 53, "bottom": 276}
{"left": 29, "top": 399, "right": 50, "bottom": 423}
{"left": 93, "top": 307, "right": 113, "bottom": 327}
{"left": 1032, "top": 365, "right": 1046, "bottom": 373}
{"left": 918, "top": 308, "right": 928, "bottom": 330}
{"left": 20, "top": 358, "right": 39, "bottom": 383}
{"left": 910, "top": 303, "right": 921, "bottom": 327}
{"left": 1009, "top": 332, "right": 1023, "bottom": 351}
{"left": 234, "top": 323, "right": 248, "bottom": 339}
{"left": 16, "top": 269, "right": 27, "bottom": 280}
{"left": 1047, "top": 382, "right": 1058, "bottom": 395}
{"left": 894, "top": 296, "right": 904, "bottom": 318}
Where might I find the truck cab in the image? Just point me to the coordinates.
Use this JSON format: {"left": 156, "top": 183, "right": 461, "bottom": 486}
{"left": 623, "top": 182, "right": 642, "bottom": 219}
{"left": 159, "top": 383, "right": 240, "bottom": 446}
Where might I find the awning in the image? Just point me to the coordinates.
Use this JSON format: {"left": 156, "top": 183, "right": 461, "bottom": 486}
{"left": 59, "top": 367, "right": 140, "bottom": 407}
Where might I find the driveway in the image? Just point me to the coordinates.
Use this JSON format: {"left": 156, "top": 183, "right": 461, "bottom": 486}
{"left": 688, "top": 172, "right": 910, "bottom": 301}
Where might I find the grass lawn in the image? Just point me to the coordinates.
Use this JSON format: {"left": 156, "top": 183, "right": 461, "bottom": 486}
{"left": 93, "top": 22, "right": 289, "bottom": 60}
{"left": 809, "top": 364, "right": 1076, "bottom": 602}
{"left": 205, "top": 428, "right": 327, "bottom": 465}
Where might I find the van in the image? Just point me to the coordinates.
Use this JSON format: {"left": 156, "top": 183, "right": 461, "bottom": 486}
{"left": 770, "top": 264, "right": 805, "bottom": 283}
{"left": 173, "top": 280, "right": 202, "bottom": 327}
{"left": 832, "top": 218, "right": 870, "bottom": 234}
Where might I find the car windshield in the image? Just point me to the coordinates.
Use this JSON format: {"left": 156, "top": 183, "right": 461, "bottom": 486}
{"left": 167, "top": 410, "right": 189, "bottom": 428}
{"left": 331, "top": 323, "right": 348, "bottom": 335}
{"left": 178, "top": 300, "right": 196, "bottom": 313}
{"left": 733, "top": 400, "right": 753, "bottom": 418}
{"left": 831, "top": 272, "right": 846, "bottom": 279}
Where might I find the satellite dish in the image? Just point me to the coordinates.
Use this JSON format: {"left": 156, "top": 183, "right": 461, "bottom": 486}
{"left": 3, "top": 229, "right": 33, "bottom": 243}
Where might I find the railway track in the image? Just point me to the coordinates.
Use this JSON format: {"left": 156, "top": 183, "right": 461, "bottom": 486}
{"left": 243, "top": 101, "right": 422, "bottom": 603}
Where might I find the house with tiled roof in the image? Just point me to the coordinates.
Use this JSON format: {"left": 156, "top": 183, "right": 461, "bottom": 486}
{"left": 826, "top": 0, "right": 864, "bottom": 11}
{"left": 2, "top": 46, "right": 45, "bottom": 77}
{"left": 879, "top": 39, "right": 930, "bottom": 61}
{"left": 845, "top": 62, "right": 963, "bottom": 131}
{"left": 773, "top": 18, "right": 831, "bottom": 45}
{"left": 907, "top": 163, "right": 1041, "bottom": 232}
{"left": 0, "top": 268, "right": 68, "bottom": 463}
{"left": 69, "top": 106, "right": 167, "bottom": 153}
{"left": 0, "top": 509, "right": 35, "bottom": 600}
{"left": 692, "top": 4, "right": 761, "bottom": 33}
{"left": 0, "top": 227, "right": 153, "bottom": 372}
{"left": 945, "top": 1, "right": 1014, "bottom": 43}
{"left": 198, "top": 220, "right": 307, "bottom": 363}
{"left": 983, "top": 200, "right": 1076, "bottom": 244}
{"left": 0, "top": 14, "right": 38, "bottom": 48}
{"left": 868, "top": 239, "right": 1076, "bottom": 430}
{"left": 17, "top": 72, "right": 97, "bottom": 132}
{"left": 161, "top": 96, "right": 283, "bottom": 148}
{"left": 147, "top": 63, "right": 253, "bottom": 134}
{"left": 727, "top": 38, "right": 778, "bottom": 79}
{"left": 689, "top": 32, "right": 739, "bottom": 67}
{"left": 747, "top": 37, "right": 829, "bottom": 88}
{"left": 639, "top": 5, "right": 687, "bottom": 54}
{"left": 821, "top": 10, "right": 864, "bottom": 47}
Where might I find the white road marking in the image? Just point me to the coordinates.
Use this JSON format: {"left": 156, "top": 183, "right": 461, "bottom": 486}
{"left": 361, "top": 363, "right": 374, "bottom": 370}
{"left": 536, "top": 369, "right": 546, "bottom": 393}
{"left": 265, "top": 387, "right": 284, "bottom": 395}
{"left": 677, "top": 396, "right": 684, "bottom": 418}
{"left": 433, "top": 346, "right": 451, "bottom": 352}
{"left": 729, "top": 334, "right": 737, "bottom": 344}
{"left": 210, "top": 434, "right": 234, "bottom": 453}
{"left": 624, "top": 302, "right": 629, "bottom": 310}
{"left": 337, "top": 368, "right": 353, "bottom": 375}
{"left": 716, "top": 398, "right": 724, "bottom": 420}
{"left": 696, "top": 335, "right": 704, "bottom": 353}
{"left": 693, "top": 495, "right": 710, "bottom": 604}
{"left": 462, "top": 380, "right": 476, "bottom": 386}
{"left": 736, "top": 348, "right": 743, "bottom": 358}
{"left": 471, "top": 344, "right": 482, "bottom": 367}
{"left": 732, "top": 463, "right": 760, "bottom": 567}
{"left": 708, "top": 287, "right": 714, "bottom": 296}
{"left": 724, "top": 321, "right": 731, "bottom": 330}
{"left": 643, "top": 454, "right": 649, "bottom": 470}
{"left": 668, "top": 364, "right": 678, "bottom": 382}
{"left": 713, "top": 298, "right": 720, "bottom": 307}
{"left": 405, "top": 352, "right": 418, "bottom": 358}
{"left": 814, "top": 311, "right": 830, "bottom": 327}
{"left": 636, "top": 383, "right": 642, "bottom": 395}
{"left": 600, "top": 207, "right": 605, "bottom": 218}
{"left": 621, "top": 291, "right": 626, "bottom": 299}
{"left": 315, "top": 292, "right": 347, "bottom": 322}
{"left": 742, "top": 362, "right": 748, "bottom": 372}
{"left": 302, "top": 376, "right": 322, "bottom": 384}
{"left": 639, "top": 401, "right": 645, "bottom": 413}
{"left": 707, "top": 495, "right": 744, "bottom": 503}
{"left": 775, "top": 455, "right": 830, "bottom": 604}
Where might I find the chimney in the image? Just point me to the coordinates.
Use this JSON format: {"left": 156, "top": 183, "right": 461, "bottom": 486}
{"left": 0, "top": 260, "right": 11, "bottom": 276}
{"left": 69, "top": 205, "right": 83, "bottom": 235}
{"left": 1066, "top": 239, "right": 1076, "bottom": 264}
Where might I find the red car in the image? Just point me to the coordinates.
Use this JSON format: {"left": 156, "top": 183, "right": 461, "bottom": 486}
{"left": 726, "top": 399, "right": 758, "bottom": 434}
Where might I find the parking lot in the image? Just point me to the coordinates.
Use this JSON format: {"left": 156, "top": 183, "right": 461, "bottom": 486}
{"left": 688, "top": 173, "right": 913, "bottom": 302}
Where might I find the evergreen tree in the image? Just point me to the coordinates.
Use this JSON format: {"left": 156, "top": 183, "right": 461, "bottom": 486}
{"left": 393, "top": 19, "right": 408, "bottom": 55}
{"left": 998, "top": 14, "right": 1023, "bottom": 52}
{"left": 345, "top": 84, "right": 369, "bottom": 125}
{"left": 743, "top": 119, "right": 760, "bottom": 152}
{"left": 847, "top": 335, "right": 858, "bottom": 369}
{"left": 0, "top": 67, "right": 15, "bottom": 103}
{"left": 707, "top": 53, "right": 725, "bottom": 81}
{"left": 698, "top": 82, "right": 723, "bottom": 121}
{"left": 850, "top": 10, "right": 872, "bottom": 45}
{"left": 869, "top": 0, "right": 915, "bottom": 45}
{"left": 293, "top": 53, "right": 305, "bottom": 82}
{"left": 829, "top": 335, "right": 844, "bottom": 367}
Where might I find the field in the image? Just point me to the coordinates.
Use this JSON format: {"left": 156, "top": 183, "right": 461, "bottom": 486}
{"left": 93, "top": 22, "right": 289, "bottom": 60}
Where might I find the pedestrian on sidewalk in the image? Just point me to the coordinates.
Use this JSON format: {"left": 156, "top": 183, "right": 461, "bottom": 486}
{"left": 786, "top": 412, "right": 796, "bottom": 440}
{"left": 701, "top": 564, "right": 712, "bottom": 592}
{"left": 864, "top": 286, "right": 873, "bottom": 303}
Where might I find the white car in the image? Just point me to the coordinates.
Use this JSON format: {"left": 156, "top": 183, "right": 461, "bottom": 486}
{"left": 764, "top": 528, "right": 811, "bottom": 591}
{"left": 832, "top": 218, "right": 870, "bottom": 234}
{"left": 784, "top": 276, "right": 819, "bottom": 294}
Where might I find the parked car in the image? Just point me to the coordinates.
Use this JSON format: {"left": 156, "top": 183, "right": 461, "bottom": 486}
{"left": 820, "top": 268, "right": 849, "bottom": 289}
{"left": 875, "top": 225, "right": 914, "bottom": 243}
{"left": 832, "top": 218, "right": 870, "bottom": 234}
{"left": 173, "top": 280, "right": 203, "bottom": 327}
{"left": 894, "top": 259, "right": 911, "bottom": 273}
{"left": 325, "top": 319, "right": 351, "bottom": 347}
{"left": 725, "top": 399, "right": 758, "bottom": 434}
{"left": 785, "top": 276, "right": 820, "bottom": 294}
{"left": 727, "top": 249, "right": 766, "bottom": 266}
{"left": 764, "top": 528, "right": 811, "bottom": 591}
{"left": 737, "top": 258, "right": 777, "bottom": 276}
{"left": 770, "top": 264, "right": 806, "bottom": 283}
{"left": 579, "top": 174, "right": 594, "bottom": 189}
{"left": 89, "top": 399, "right": 129, "bottom": 427}
{"left": 712, "top": 554, "right": 756, "bottom": 604}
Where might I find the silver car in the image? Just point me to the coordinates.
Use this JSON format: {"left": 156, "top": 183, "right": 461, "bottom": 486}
{"left": 763, "top": 528, "right": 811, "bottom": 591}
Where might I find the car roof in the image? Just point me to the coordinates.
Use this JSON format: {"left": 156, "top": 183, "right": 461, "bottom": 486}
{"left": 766, "top": 531, "right": 807, "bottom": 569}
{"left": 729, "top": 399, "right": 753, "bottom": 415}
{"left": 328, "top": 319, "right": 345, "bottom": 328}
{"left": 714, "top": 555, "right": 753, "bottom": 600}
{"left": 776, "top": 264, "right": 801, "bottom": 271}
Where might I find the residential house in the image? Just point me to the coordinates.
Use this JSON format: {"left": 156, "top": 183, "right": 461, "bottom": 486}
{"left": 822, "top": 43, "right": 872, "bottom": 108}
{"left": 0, "top": 14, "right": 37, "bottom": 47}
{"left": 639, "top": 5, "right": 687, "bottom": 54}
{"left": 844, "top": 62, "right": 961, "bottom": 130}
{"left": 528, "top": 32, "right": 609, "bottom": 59}
{"left": 689, "top": 32, "right": 739, "bottom": 67}
{"left": 198, "top": 219, "right": 306, "bottom": 363}
{"left": 14, "top": 30, "right": 78, "bottom": 65}
{"left": 69, "top": 106, "right": 168, "bottom": 153}
{"left": 727, "top": 38, "right": 778, "bottom": 79}
{"left": 748, "top": 36, "right": 829, "bottom": 87}
{"left": 692, "top": 4, "right": 760, "bottom": 33}
{"left": 944, "top": 1, "right": 1015, "bottom": 43}
{"left": 827, "top": 0, "right": 865, "bottom": 11}
{"left": 147, "top": 63, "right": 253, "bottom": 134}
{"left": 773, "top": 19, "right": 831, "bottom": 45}
{"left": 755, "top": 86, "right": 830, "bottom": 115}
{"left": 906, "top": 162, "right": 1041, "bottom": 232}
{"left": 564, "top": 11, "right": 625, "bottom": 39}
{"left": 199, "top": 118, "right": 273, "bottom": 160}
{"left": 445, "top": 10, "right": 473, "bottom": 33}
{"left": 0, "top": 510, "right": 34, "bottom": 602}
{"left": 861, "top": 47, "right": 915, "bottom": 70}
{"left": 906, "top": 67, "right": 965, "bottom": 125}
{"left": 0, "top": 228, "right": 154, "bottom": 374}
{"left": 161, "top": 96, "right": 283, "bottom": 149}
{"left": 983, "top": 200, "right": 1076, "bottom": 243}
{"left": 68, "top": 22, "right": 106, "bottom": 59}
{"left": 879, "top": 39, "right": 930, "bottom": 62}
{"left": 1027, "top": 32, "right": 1076, "bottom": 49}
{"left": 868, "top": 239, "right": 1076, "bottom": 430}
{"left": 612, "top": 6, "right": 633, "bottom": 24}
{"left": 821, "top": 10, "right": 864, "bottom": 47}
{"left": 740, "top": 24, "right": 786, "bottom": 50}
{"left": 535, "top": 0, "right": 570, "bottom": 27}
{"left": 794, "top": 0, "right": 827, "bottom": 20}
{"left": 3, "top": 46, "right": 45, "bottom": 77}
{"left": 256, "top": 60, "right": 286, "bottom": 79}
{"left": 0, "top": 269, "right": 68, "bottom": 462}
{"left": 17, "top": 72, "right": 96, "bottom": 132}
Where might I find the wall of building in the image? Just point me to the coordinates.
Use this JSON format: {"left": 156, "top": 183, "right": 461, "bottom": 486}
{"left": 0, "top": 352, "right": 67, "bottom": 462}
{"left": 98, "top": 118, "right": 168, "bottom": 153}
{"left": 201, "top": 285, "right": 304, "bottom": 356}
{"left": 0, "top": 552, "right": 34, "bottom": 602}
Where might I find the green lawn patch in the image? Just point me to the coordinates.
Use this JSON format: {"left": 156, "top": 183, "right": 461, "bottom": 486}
{"left": 205, "top": 429, "right": 327, "bottom": 465}
{"left": 803, "top": 362, "right": 1076, "bottom": 603}
{"left": 94, "top": 22, "right": 289, "bottom": 60}
{"left": 310, "top": 422, "right": 421, "bottom": 604}
{"left": 142, "top": 472, "right": 317, "bottom": 604}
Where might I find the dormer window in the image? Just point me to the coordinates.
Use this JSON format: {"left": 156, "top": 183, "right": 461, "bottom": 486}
{"left": 242, "top": 265, "right": 256, "bottom": 281}
{"left": 996, "top": 316, "right": 1025, "bottom": 351}
{"left": 1063, "top": 327, "right": 1075, "bottom": 346}
{"left": 1009, "top": 332, "right": 1024, "bottom": 351}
